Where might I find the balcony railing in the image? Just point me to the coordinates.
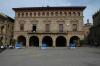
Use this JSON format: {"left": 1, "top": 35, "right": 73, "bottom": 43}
{"left": 27, "top": 30, "right": 67, "bottom": 34}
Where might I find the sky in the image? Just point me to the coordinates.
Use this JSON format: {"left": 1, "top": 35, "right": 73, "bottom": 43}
{"left": 0, "top": 0, "right": 100, "bottom": 23}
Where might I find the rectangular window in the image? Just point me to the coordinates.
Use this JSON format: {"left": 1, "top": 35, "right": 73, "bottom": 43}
{"left": 20, "top": 24, "right": 24, "bottom": 31}
{"left": 59, "top": 24, "right": 63, "bottom": 32}
{"left": 73, "top": 24, "right": 77, "bottom": 31}
{"left": 32, "top": 24, "right": 36, "bottom": 32}
{"left": 45, "top": 24, "right": 50, "bottom": 32}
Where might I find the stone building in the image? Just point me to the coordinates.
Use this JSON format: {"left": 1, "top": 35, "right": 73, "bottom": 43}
{"left": 83, "top": 19, "right": 92, "bottom": 45}
{"left": 13, "top": 6, "right": 86, "bottom": 47}
{"left": 0, "top": 13, "right": 14, "bottom": 46}
{"left": 93, "top": 10, "right": 100, "bottom": 26}
{"left": 88, "top": 10, "right": 100, "bottom": 46}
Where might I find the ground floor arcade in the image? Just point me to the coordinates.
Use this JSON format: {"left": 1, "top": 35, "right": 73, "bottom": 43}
{"left": 14, "top": 33, "right": 83, "bottom": 47}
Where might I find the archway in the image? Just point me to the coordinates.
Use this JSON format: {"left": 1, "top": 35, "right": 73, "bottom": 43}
{"left": 42, "top": 36, "right": 53, "bottom": 47}
{"left": 56, "top": 36, "right": 66, "bottom": 47}
{"left": 70, "top": 36, "right": 80, "bottom": 47}
{"left": 17, "top": 36, "right": 26, "bottom": 46}
{"left": 29, "top": 36, "right": 39, "bottom": 47}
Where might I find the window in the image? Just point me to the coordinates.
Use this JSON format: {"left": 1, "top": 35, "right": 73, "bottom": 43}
{"left": 60, "top": 12, "right": 62, "bottom": 16}
{"left": 59, "top": 24, "right": 63, "bottom": 32}
{"left": 51, "top": 12, "right": 53, "bottom": 16}
{"left": 46, "top": 12, "right": 49, "bottom": 16}
{"left": 38, "top": 12, "right": 40, "bottom": 16}
{"left": 73, "top": 12, "right": 76, "bottom": 16}
{"left": 45, "top": 24, "right": 50, "bottom": 32}
{"left": 26, "top": 13, "right": 28, "bottom": 16}
{"left": 42, "top": 12, "right": 45, "bottom": 16}
{"left": 8, "top": 24, "right": 9, "bottom": 28}
{"left": 69, "top": 12, "right": 71, "bottom": 16}
{"left": 22, "top": 13, "right": 24, "bottom": 17}
{"left": 30, "top": 13, "right": 32, "bottom": 17}
{"left": 17, "top": 13, "right": 20, "bottom": 17}
{"left": 34, "top": 12, "right": 36, "bottom": 16}
{"left": 55, "top": 12, "right": 58, "bottom": 16}
{"left": 32, "top": 24, "right": 36, "bottom": 32}
{"left": 64, "top": 12, "right": 67, "bottom": 16}
{"left": 73, "top": 24, "right": 77, "bottom": 31}
{"left": 20, "top": 24, "right": 24, "bottom": 31}
{"left": 1, "top": 26, "right": 4, "bottom": 34}
{"left": 78, "top": 12, "right": 80, "bottom": 16}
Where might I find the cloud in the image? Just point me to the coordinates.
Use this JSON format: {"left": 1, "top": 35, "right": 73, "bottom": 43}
{"left": 0, "top": 0, "right": 100, "bottom": 23}
{"left": 0, "top": 0, "right": 71, "bottom": 8}
{"left": 0, "top": 0, "right": 71, "bottom": 18}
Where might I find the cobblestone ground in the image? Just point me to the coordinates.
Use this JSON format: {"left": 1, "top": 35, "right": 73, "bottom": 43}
{"left": 0, "top": 47, "right": 100, "bottom": 66}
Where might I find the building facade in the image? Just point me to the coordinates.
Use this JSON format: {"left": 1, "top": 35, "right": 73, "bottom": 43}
{"left": 88, "top": 10, "right": 100, "bottom": 46}
{"left": 0, "top": 13, "right": 14, "bottom": 46}
{"left": 13, "top": 6, "right": 86, "bottom": 47}
{"left": 83, "top": 19, "right": 92, "bottom": 45}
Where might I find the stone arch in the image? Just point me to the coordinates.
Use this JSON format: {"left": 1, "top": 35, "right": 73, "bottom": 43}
{"left": 69, "top": 36, "right": 80, "bottom": 47}
{"left": 29, "top": 36, "right": 39, "bottom": 47}
{"left": 17, "top": 35, "right": 26, "bottom": 46}
{"left": 42, "top": 36, "right": 53, "bottom": 47}
{"left": 56, "top": 36, "right": 66, "bottom": 47}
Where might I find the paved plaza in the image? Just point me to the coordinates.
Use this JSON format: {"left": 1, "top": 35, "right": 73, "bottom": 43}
{"left": 0, "top": 47, "right": 100, "bottom": 66}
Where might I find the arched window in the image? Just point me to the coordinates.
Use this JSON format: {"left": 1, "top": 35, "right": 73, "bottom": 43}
{"left": 26, "top": 13, "right": 28, "bottom": 16}
{"left": 30, "top": 12, "right": 32, "bottom": 17}
{"left": 17, "top": 13, "right": 20, "bottom": 17}
{"left": 60, "top": 12, "right": 62, "bottom": 16}
{"left": 64, "top": 12, "right": 67, "bottom": 16}
{"left": 38, "top": 12, "right": 40, "bottom": 16}
{"left": 51, "top": 12, "right": 54, "bottom": 16}
{"left": 42, "top": 12, "right": 45, "bottom": 16}
{"left": 46, "top": 12, "right": 49, "bottom": 16}
{"left": 34, "top": 12, "right": 36, "bottom": 16}
{"left": 78, "top": 12, "right": 80, "bottom": 16}
{"left": 69, "top": 12, "right": 71, "bottom": 16}
{"left": 55, "top": 12, "right": 58, "bottom": 16}
{"left": 22, "top": 13, "right": 24, "bottom": 17}
{"left": 73, "top": 12, "right": 76, "bottom": 16}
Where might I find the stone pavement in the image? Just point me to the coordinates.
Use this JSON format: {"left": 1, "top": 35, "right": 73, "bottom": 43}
{"left": 0, "top": 47, "right": 100, "bottom": 66}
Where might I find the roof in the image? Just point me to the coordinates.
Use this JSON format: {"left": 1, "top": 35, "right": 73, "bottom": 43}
{"left": 13, "top": 6, "right": 86, "bottom": 11}
{"left": 93, "top": 10, "right": 100, "bottom": 19}
{"left": 0, "top": 12, "right": 14, "bottom": 22}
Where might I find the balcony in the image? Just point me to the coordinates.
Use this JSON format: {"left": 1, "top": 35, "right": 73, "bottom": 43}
{"left": 27, "top": 30, "right": 67, "bottom": 35}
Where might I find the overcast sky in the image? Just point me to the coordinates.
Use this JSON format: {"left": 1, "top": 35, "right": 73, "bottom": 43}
{"left": 0, "top": 0, "right": 100, "bottom": 23}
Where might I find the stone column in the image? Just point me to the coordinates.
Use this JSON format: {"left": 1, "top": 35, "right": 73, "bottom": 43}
{"left": 26, "top": 35, "right": 29, "bottom": 47}
{"left": 39, "top": 40, "right": 42, "bottom": 47}
{"left": 39, "top": 35, "right": 42, "bottom": 47}
{"left": 67, "top": 39, "right": 70, "bottom": 47}
{"left": 53, "top": 37, "right": 56, "bottom": 47}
